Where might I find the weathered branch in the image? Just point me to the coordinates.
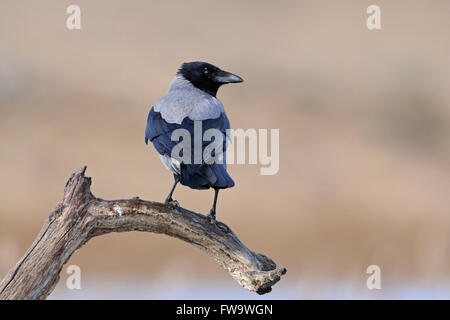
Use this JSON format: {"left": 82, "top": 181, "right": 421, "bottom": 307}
{"left": 0, "top": 167, "right": 286, "bottom": 300}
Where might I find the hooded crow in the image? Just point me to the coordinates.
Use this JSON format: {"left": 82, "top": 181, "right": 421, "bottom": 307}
{"left": 145, "top": 61, "right": 243, "bottom": 223}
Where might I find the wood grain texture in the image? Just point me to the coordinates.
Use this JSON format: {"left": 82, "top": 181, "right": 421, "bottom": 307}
{"left": 0, "top": 167, "right": 286, "bottom": 300}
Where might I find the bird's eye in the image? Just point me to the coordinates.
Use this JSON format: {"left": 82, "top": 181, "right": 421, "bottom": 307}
{"left": 204, "top": 68, "right": 209, "bottom": 75}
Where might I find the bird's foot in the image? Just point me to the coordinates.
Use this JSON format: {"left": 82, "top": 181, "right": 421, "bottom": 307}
{"left": 207, "top": 209, "right": 216, "bottom": 224}
{"left": 164, "top": 197, "right": 179, "bottom": 207}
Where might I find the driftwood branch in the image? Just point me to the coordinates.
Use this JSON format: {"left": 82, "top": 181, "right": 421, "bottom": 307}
{"left": 0, "top": 167, "right": 286, "bottom": 300}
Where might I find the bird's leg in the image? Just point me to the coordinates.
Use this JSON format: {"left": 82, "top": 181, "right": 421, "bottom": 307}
{"left": 207, "top": 188, "right": 219, "bottom": 224}
{"left": 164, "top": 174, "right": 180, "bottom": 206}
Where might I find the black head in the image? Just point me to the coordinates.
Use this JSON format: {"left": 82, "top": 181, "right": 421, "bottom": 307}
{"left": 177, "top": 61, "right": 243, "bottom": 97}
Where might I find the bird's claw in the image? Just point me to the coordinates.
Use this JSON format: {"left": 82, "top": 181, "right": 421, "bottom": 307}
{"left": 165, "top": 198, "right": 179, "bottom": 207}
{"left": 207, "top": 209, "right": 216, "bottom": 224}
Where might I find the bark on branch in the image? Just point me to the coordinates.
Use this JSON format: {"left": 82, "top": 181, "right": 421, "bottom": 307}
{"left": 0, "top": 167, "right": 286, "bottom": 300}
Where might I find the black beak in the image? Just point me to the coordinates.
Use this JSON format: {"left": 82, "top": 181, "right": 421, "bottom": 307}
{"left": 213, "top": 70, "right": 244, "bottom": 84}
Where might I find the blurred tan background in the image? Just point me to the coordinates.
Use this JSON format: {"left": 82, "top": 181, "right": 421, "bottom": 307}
{"left": 0, "top": 0, "right": 449, "bottom": 299}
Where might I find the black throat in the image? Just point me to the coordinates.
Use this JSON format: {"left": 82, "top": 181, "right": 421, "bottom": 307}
{"left": 189, "top": 81, "right": 221, "bottom": 97}
{"left": 177, "top": 66, "right": 222, "bottom": 97}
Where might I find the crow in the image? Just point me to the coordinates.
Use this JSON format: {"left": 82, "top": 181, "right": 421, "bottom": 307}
{"left": 145, "top": 61, "right": 243, "bottom": 223}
